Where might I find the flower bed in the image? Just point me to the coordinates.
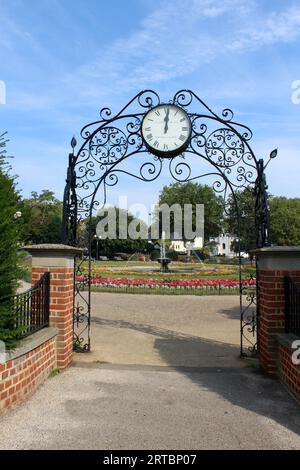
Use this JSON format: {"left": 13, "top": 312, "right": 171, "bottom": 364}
{"left": 76, "top": 276, "right": 256, "bottom": 291}
{"left": 88, "top": 268, "right": 238, "bottom": 278}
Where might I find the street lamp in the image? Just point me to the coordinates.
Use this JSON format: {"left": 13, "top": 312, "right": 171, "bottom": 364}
{"left": 14, "top": 211, "right": 22, "bottom": 220}
{"left": 93, "top": 234, "right": 102, "bottom": 261}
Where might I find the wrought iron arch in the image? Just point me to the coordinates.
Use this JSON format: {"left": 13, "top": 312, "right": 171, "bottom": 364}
{"left": 62, "top": 89, "right": 275, "bottom": 355}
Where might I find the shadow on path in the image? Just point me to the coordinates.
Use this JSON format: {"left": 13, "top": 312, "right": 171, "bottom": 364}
{"left": 91, "top": 316, "right": 300, "bottom": 438}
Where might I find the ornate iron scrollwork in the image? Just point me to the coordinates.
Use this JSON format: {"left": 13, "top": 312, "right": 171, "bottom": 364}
{"left": 62, "top": 89, "right": 276, "bottom": 354}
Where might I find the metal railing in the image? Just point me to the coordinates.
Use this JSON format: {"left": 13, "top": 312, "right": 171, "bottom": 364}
{"left": 11, "top": 272, "right": 50, "bottom": 338}
{"left": 284, "top": 276, "right": 300, "bottom": 337}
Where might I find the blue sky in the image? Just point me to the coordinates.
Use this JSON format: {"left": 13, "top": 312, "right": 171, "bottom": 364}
{"left": 1, "top": 0, "right": 300, "bottom": 215}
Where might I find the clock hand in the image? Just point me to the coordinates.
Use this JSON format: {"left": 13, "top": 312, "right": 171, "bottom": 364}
{"left": 164, "top": 108, "right": 170, "bottom": 133}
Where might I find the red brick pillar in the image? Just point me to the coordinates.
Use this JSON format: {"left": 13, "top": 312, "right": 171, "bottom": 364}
{"left": 255, "top": 247, "right": 300, "bottom": 376}
{"left": 24, "top": 244, "right": 83, "bottom": 370}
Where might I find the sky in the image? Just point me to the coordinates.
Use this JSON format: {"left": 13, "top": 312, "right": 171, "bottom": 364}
{"left": 1, "top": 0, "right": 300, "bottom": 218}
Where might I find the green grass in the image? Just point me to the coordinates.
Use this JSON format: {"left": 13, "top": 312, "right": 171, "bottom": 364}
{"left": 19, "top": 258, "right": 255, "bottom": 297}
{"left": 49, "top": 368, "right": 60, "bottom": 378}
{"left": 82, "top": 260, "right": 255, "bottom": 281}
{"left": 87, "top": 271, "right": 248, "bottom": 280}
{"left": 83, "top": 260, "right": 254, "bottom": 296}
{"left": 18, "top": 257, "right": 32, "bottom": 283}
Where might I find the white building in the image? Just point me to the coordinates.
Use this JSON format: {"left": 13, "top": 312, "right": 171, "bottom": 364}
{"left": 169, "top": 235, "right": 203, "bottom": 254}
{"left": 209, "top": 233, "right": 237, "bottom": 258}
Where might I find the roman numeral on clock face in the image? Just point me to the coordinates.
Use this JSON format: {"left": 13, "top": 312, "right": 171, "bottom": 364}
{"left": 142, "top": 105, "right": 191, "bottom": 154}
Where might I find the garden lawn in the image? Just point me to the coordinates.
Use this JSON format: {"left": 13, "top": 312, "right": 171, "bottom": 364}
{"left": 75, "top": 261, "right": 255, "bottom": 296}
{"left": 81, "top": 260, "right": 255, "bottom": 281}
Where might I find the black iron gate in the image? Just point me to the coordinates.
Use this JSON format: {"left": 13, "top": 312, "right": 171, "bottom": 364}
{"left": 62, "top": 89, "right": 276, "bottom": 355}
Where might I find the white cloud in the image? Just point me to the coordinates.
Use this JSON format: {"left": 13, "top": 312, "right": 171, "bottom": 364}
{"left": 229, "top": 5, "right": 300, "bottom": 51}
{"left": 58, "top": 0, "right": 300, "bottom": 106}
{"left": 5, "top": 1, "right": 300, "bottom": 111}
{"left": 3, "top": 0, "right": 300, "bottom": 204}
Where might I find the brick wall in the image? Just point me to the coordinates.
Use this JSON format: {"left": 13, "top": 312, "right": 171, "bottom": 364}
{"left": 255, "top": 248, "right": 300, "bottom": 403}
{"left": 277, "top": 341, "right": 300, "bottom": 403}
{"left": 258, "top": 269, "right": 287, "bottom": 375}
{"left": 32, "top": 266, "right": 74, "bottom": 369}
{"left": 0, "top": 244, "right": 82, "bottom": 417}
{"left": 0, "top": 332, "right": 57, "bottom": 417}
{"left": 258, "top": 268, "right": 300, "bottom": 379}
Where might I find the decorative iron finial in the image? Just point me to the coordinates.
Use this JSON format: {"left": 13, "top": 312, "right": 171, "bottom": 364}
{"left": 71, "top": 136, "right": 77, "bottom": 149}
{"left": 269, "top": 148, "right": 277, "bottom": 159}
{"left": 264, "top": 148, "right": 278, "bottom": 170}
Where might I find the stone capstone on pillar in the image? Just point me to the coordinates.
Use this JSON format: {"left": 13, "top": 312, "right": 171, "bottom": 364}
{"left": 23, "top": 244, "right": 83, "bottom": 369}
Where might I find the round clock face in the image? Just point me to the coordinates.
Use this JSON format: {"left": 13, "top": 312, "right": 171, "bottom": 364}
{"left": 141, "top": 104, "right": 191, "bottom": 157}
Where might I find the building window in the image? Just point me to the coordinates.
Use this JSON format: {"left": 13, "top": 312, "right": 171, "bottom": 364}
{"left": 222, "top": 243, "right": 226, "bottom": 250}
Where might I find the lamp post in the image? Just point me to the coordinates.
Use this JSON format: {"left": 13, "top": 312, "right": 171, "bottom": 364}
{"left": 14, "top": 211, "right": 22, "bottom": 220}
{"left": 93, "top": 234, "right": 102, "bottom": 261}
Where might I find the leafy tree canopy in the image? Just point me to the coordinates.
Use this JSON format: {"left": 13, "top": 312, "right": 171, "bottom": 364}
{"left": 86, "top": 207, "right": 150, "bottom": 258}
{"left": 21, "top": 190, "right": 62, "bottom": 244}
{"left": 0, "top": 132, "right": 23, "bottom": 345}
{"left": 156, "top": 182, "right": 223, "bottom": 241}
{"left": 269, "top": 196, "right": 300, "bottom": 246}
{"left": 226, "top": 190, "right": 300, "bottom": 254}
{"left": 225, "top": 187, "right": 256, "bottom": 255}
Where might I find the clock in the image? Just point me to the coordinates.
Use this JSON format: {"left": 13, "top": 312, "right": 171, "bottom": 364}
{"left": 141, "top": 104, "right": 192, "bottom": 157}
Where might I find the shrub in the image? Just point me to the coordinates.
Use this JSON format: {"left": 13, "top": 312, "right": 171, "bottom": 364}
{"left": 0, "top": 133, "right": 23, "bottom": 346}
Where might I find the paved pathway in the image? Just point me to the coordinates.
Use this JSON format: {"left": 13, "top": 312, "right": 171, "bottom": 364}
{"left": 1, "top": 292, "right": 299, "bottom": 449}
{"left": 77, "top": 293, "right": 244, "bottom": 367}
{"left": 0, "top": 363, "right": 300, "bottom": 449}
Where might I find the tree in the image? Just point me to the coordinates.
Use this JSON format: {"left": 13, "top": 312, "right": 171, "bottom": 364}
{"left": 226, "top": 191, "right": 300, "bottom": 252}
{"left": 0, "top": 132, "right": 23, "bottom": 345}
{"left": 156, "top": 182, "right": 223, "bottom": 241}
{"left": 21, "top": 190, "right": 62, "bottom": 244}
{"left": 269, "top": 197, "right": 300, "bottom": 245}
{"left": 86, "top": 207, "right": 150, "bottom": 258}
{"left": 225, "top": 187, "right": 256, "bottom": 255}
